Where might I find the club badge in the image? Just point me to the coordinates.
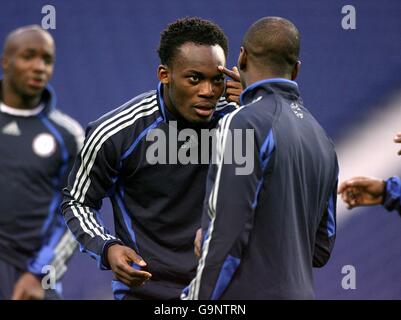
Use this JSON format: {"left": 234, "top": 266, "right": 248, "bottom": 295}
{"left": 33, "top": 133, "right": 57, "bottom": 157}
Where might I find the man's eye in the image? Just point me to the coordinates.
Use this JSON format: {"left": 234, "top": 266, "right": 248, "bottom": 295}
{"left": 189, "top": 76, "right": 199, "bottom": 82}
{"left": 44, "top": 57, "right": 53, "bottom": 65}
{"left": 22, "top": 53, "right": 34, "bottom": 60}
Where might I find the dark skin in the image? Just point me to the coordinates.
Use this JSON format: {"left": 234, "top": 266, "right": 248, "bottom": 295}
{"left": 12, "top": 273, "right": 45, "bottom": 300}
{"left": 338, "top": 133, "right": 401, "bottom": 209}
{"left": 237, "top": 45, "right": 300, "bottom": 89}
{"left": 107, "top": 244, "right": 152, "bottom": 287}
{"left": 338, "top": 177, "right": 385, "bottom": 209}
{"left": 194, "top": 228, "right": 202, "bottom": 259}
{"left": 218, "top": 65, "right": 241, "bottom": 99}
{"left": 2, "top": 28, "right": 54, "bottom": 110}
{"left": 107, "top": 42, "right": 243, "bottom": 285}
{"left": 0, "top": 27, "right": 54, "bottom": 300}
{"left": 158, "top": 42, "right": 226, "bottom": 124}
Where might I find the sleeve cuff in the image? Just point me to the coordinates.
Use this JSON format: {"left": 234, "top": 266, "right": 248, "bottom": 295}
{"left": 383, "top": 176, "right": 401, "bottom": 212}
{"left": 100, "top": 239, "right": 124, "bottom": 270}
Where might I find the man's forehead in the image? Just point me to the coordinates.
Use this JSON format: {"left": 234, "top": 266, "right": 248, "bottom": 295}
{"left": 173, "top": 43, "right": 225, "bottom": 68}
{"left": 177, "top": 43, "right": 224, "bottom": 58}
{"left": 5, "top": 29, "right": 54, "bottom": 55}
{"left": 16, "top": 31, "right": 53, "bottom": 46}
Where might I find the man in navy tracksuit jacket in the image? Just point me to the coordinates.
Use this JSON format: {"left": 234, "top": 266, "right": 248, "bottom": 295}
{"left": 0, "top": 26, "right": 83, "bottom": 299}
{"left": 61, "top": 17, "right": 239, "bottom": 300}
{"left": 184, "top": 17, "right": 339, "bottom": 300}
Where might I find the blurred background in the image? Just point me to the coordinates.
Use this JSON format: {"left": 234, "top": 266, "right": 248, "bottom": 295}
{"left": 1, "top": 0, "right": 400, "bottom": 299}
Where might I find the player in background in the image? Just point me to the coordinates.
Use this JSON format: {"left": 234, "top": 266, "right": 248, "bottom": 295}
{"left": 0, "top": 25, "right": 83, "bottom": 300}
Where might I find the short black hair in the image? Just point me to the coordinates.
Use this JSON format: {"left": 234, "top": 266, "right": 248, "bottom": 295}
{"left": 157, "top": 17, "right": 228, "bottom": 66}
{"left": 242, "top": 17, "right": 300, "bottom": 75}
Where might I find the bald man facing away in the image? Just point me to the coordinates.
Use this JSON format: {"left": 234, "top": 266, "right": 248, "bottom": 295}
{"left": 0, "top": 26, "right": 83, "bottom": 299}
{"left": 183, "top": 17, "right": 338, "bottom": 299}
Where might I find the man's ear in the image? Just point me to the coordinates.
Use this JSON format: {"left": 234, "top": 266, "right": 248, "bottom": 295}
{"left": 1, "top": 55, "right": 8, "bottom": 71}
{"left": 291, "top": 60, "right": 301, "bottom": 81}
{"left": 238, "top": 47, "right": 247, "bottom": 72}
{"left": 157, "top": 64, "right": 170, "bottom": 85}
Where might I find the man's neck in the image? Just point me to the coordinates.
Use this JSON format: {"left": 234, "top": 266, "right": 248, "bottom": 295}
{"left": 246, "top": 74, "right": 292, "bottom": 88}
{"left": 162, "top": 85, "right": 179, "bottom": 119}
{"left": 1, "top": 82, "right": 41, "bottom": 110}
{"left": 244, "top": 63, "right": 292, "bottom": 88}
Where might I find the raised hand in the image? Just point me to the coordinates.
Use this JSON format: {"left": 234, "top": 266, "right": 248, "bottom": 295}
{"left": 338, "top": 176, "right": 385, "bottom": 209}
{"left": 218, "top": 65, "right": 242, "bottom": 104}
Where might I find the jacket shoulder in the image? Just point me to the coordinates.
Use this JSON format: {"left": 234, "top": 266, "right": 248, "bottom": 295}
{"left": 48, "top": 109, "right": 85, "bottom": 150}
{"left": 89, "top": 90, "right": 159, "bottom": 129}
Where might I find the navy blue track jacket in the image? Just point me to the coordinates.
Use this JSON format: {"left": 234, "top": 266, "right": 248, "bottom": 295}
{"left": 61, "top": 83, "right": 236, "bottom": 299}
{"left": 183, "top": 79, "right": 339, "bottom": 300}
{"left": 0, "top": 82, "right": 83, "bottom": 280}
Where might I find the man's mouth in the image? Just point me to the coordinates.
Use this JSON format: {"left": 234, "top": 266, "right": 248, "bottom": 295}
{"left": 27, "top": 78, "right": 45, "bottom": 89}
{"left": 193, "top": 103, "right": 215, "bottom": 117}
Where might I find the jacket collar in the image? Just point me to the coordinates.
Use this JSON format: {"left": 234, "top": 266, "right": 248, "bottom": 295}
{"left": 240, "top": 78, "right": 299, "bottom": 106}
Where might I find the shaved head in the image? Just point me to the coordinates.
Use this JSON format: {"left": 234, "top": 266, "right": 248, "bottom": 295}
{"left": 3, "top": 25, "right": 54, "bottom": 58}
{"left": 1, "top": 25, "right": 55, "bottom": 109}
{"left": 242, "top": 17, "right": 300, "bottom": 76}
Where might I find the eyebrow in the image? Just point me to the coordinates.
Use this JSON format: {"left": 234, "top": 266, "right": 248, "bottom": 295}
{"left": 20, "top": 48, "right": 37, "bottom": 53}
{"left": 185, "top": 70, "right": 224, "bottom": 78}
{"left": 20, "top": 47, "right": 54, "bottom": 56}
{"left": 185, "top": 70, "right": 203, "bottom": 75}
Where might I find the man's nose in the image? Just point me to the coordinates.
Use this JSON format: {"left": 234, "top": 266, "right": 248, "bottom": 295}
{"left": 32, "top": 57, "right": 46, "bottom": 72}
{"left": 198, "top": 82, "right": 214, "bottom": 97}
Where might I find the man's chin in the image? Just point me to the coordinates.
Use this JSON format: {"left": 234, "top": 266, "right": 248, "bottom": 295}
{"left": 22, "top": 86, "right": 45, "bottom": 98}
{"left": 188, "top": 115, "right": 213, "bottom": 125}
